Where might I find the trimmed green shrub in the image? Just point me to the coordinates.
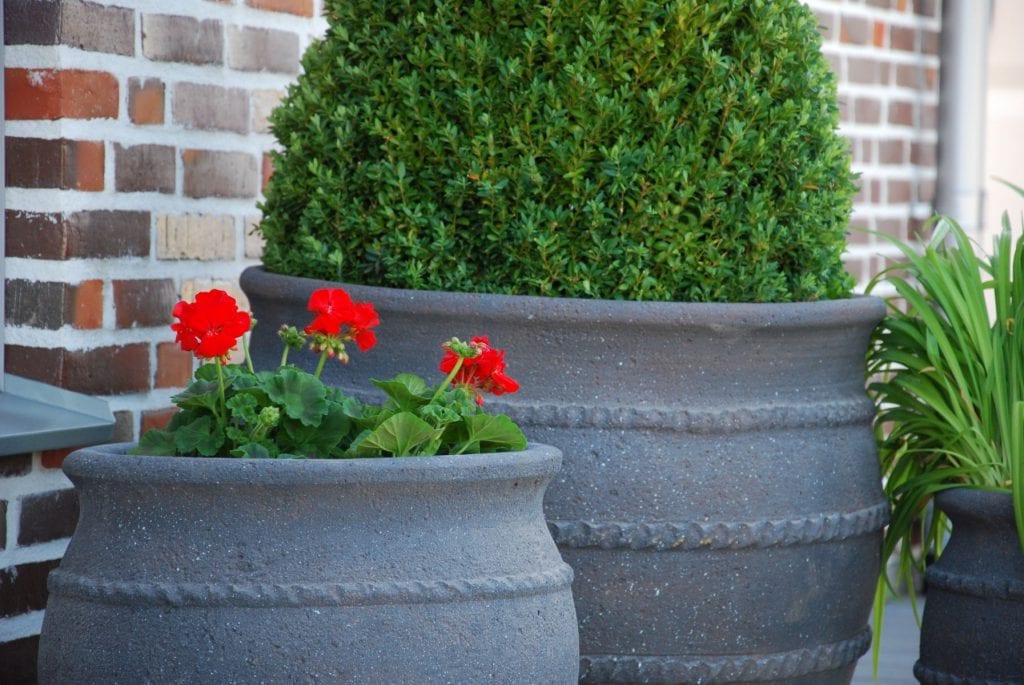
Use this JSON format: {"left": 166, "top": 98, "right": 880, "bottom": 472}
{"left": 259, "top": 0, "right": 856, "bottom": 302}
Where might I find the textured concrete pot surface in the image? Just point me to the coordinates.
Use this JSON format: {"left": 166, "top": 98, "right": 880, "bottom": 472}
{"left": 915, "top": 489, "right": 1024, "bottom": 684}
{"left": 242, "top": 266, "right": 888, "bottom": 684}
{"left": 37, "top": 442, "right": 579, "bottom": 684}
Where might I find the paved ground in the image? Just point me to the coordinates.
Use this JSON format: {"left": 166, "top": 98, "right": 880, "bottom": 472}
{"left": 851, "top": 597, "right": 922, "bottom": 684}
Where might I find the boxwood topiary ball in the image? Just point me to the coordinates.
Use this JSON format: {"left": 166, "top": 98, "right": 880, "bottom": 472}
{"left": 259, "top": 0, "right": 856, "bottom": 303}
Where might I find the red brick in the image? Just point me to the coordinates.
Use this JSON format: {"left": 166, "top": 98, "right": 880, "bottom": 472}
{"left": 0, "top": 559, "right": 61, "bottom": 617}
{"left": 919, "top": 179, "right": 936, "bottom": 204}
{"left": 18, "top": 489, "right": 78, "bottom": 545}
{"left": 157, "top": 342, "right": 194, "bottom": 388}
{"left": 5, "top": 68, "right": 118, "bottom": 120}
{"left": 921, "top": 29, "right": 940, "bottom": 55}
{"left": 921, "top": 104, "right": 939, "bottom": 130}
{"left": 895, "top": 63, "right": 923, "bottom": 88}
{"left": 0, "top": 637, "right": 39, "bottom": 685}
{"left": 173, "top": 82, "right": 248, "bottom": 133}
{"left": 141, "top": 407, "right": 179, "bottom": 434}
{"left": 7, "top": 138, "right": 106, "bottom": 192}
{"left": 854, "top": 98, "right": 881, "bottom": 124}
{"left": 840, "top": 16, "right": 870, "bottom": 45}
{"left": 0, "top": 454, "right": 32, "bottom": 478}
{"left": 5, "top": 279, "right": 102, "bottom": 330}
{"left": 6, "top": 344, "right": 151, "bottom": 395}
{"left": 41, "top": 448, "right": 74, "bottom": 469}
{"left": 142, "top": 14, "right": 223, "bottom": 65}
{"left": 115, "top": 144, "right": 175, "bottom": 193}
{"left": 879, "top": 140, "right": 906, "bottom": 165}
{"left": 890, "top": 26, "right": 916, "bottom": 52}
{"left": 6, "top": 210, "right": 150, "bottom": 259}
{"left": 888, "top": 100, "right": 915, "bottom": 126}
{"left": 847, "top": 58, "right": 883, "bottom": 84}
{"left": 113, "top": 279, "right": 177, "bottom": 328}
{"left": 888, "top": 180, "right": 912, "bottom": 203}
{"left": 877, "top": 218, "right": 909, "bottom": 241}
{"left": 60, "top": 0, "right": 135, "bottom": 55}
{"left": 911, "top": 142, "right": 937, "bottom": 167}
{"left": 262, "top": 152, "right": 274, "bottom": 191}
{"left": 245, "top": 0, "right": 313, "bottom": 16}
{"left": 227, "top": 25, "right": 299, "bottom": 73}
{"left": 182, "top": 148, "right": 258, "bottom": 198}
{"left": 113, "top": 410, "right": 136, "bottom": 442}
{"left": 913, "top": 0, "right": 937, "bottom": 17}
{"left": 71, "top": 279, "right": 103, "bottom": 329}
{"left": 872, "top": 21, "right": 886, "bottom": 48}
{"left": 129, "top": 77, "right": 165, "bottom": 125}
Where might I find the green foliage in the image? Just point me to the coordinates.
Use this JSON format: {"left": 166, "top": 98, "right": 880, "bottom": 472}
{"left": 865, "top": 186, "right": 1024, "bottom": 663}
{"left": 258, "top": 0, "right": 855, "bottom": 303}
{"left": 133, "top": 364, "right": 526, "bottom": 459}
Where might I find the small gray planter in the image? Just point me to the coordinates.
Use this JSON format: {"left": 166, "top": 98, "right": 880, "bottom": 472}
{"left": 241, "top": 266, "right": 887, "bottom": 684}
{"left": 915, "top": 488, "right": 1024, "bottom": 684}
{"left": 37, "top": 442, "right": 578, "bottom": 684}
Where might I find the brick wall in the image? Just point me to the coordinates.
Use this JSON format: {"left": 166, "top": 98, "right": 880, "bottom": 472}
{"left": 805, "top": 0, "right": 943, "bottom": 285}
{"left": 0, "top": 0, "right": 942, "bottom": 680}
{"left": 0, "top": 0, "right": 326, "bottom": 679}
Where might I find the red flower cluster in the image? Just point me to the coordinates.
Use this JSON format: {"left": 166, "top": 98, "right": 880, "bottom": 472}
{"left": 305, "top": 288, "right": 380, "bottom": 352}
{"left": 440, "top": 336, "right": 520, "bottom": 405}
{"left": 171, "top": 289, "right": 252, "bottom": 362}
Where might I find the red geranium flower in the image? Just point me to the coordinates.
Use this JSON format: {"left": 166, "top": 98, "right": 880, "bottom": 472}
{"left": 305, "top": 288, "right": 380, "bottom": 352}
{"left": 171, "top": 289, "right": 252, "bottom": 361}
{"left": 440, "top": 335, "right": 520, "bottom": 405}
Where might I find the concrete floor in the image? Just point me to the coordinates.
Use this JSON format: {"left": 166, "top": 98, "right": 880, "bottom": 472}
{"left": 851, "top": 597, "right": 921, "bottom": 685}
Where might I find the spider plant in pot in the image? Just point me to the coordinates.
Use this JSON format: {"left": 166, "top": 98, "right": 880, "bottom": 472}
{"left": 865, "top": 192, "right": 1024, "bottom": 683}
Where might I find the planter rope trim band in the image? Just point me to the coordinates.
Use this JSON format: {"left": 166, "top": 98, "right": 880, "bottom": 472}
{"left": 913, "top": 661, "right": 1013, "bottom": 685}
{"left": 484, "top": 398, "right": 877, "bottom": 435}
{"left": 47, "top": 564, "right": 574, "bottom": 608}
{"left": 923, "top": 567, "right": 1024, "bottom": 601}
{"left": 579, "top": 627, "right": 870, "bottom": 683}
{"left": 549, "top": 501, "right": 890, "bottom": 551}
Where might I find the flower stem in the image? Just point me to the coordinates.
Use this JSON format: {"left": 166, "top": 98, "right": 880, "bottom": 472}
{"left": 314, "top": 350, "right": 329, "bottom": 379}
{"left": 242, "top": 334, "right": 255, "bottom": 374}
{"left": 216, "top": 362, "right": 227, "bottom": 427}
{"left": 431, "top": 357, "right": 465, "bottom": 404}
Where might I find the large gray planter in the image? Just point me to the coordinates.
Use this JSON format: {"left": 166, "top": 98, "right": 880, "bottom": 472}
{"left": 37, "top": 442, "right": 578, "bottom": 684}
{"left": 241, "top": 266, "right": 887, "bottom": 684}
{"left": 915, "top": 489, "right": 1024, "bottom": 684}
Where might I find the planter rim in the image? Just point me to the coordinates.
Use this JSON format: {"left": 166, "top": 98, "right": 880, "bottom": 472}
{"left": 66, "top": 441, "right": 561, "bottom": 487}
{"left": 241, "top": 265, "right": 885, "bottom": 329}
{"left": 935, "top": 486, "right": 1017, "bottom": 519}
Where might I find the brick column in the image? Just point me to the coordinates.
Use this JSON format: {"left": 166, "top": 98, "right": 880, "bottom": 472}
{"left": 0, "top": 1, "right": 327, "bottom": 677}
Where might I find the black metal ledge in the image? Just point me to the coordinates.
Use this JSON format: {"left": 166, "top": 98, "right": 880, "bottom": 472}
{"left": 0, "top": 374, "right": 115, "bottom": 456}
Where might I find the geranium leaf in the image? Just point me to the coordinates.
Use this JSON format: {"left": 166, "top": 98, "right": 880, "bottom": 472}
{"left": 282, "top": 401, "right": 353, "bottom": 456}
{"left": 234, "top": 443, "right": 273, "bottom": 459}
{"left": 460, "top": 414, "right": 527, "bottom": 452}
{"left": 172, "top": 379, "right": 221, "bottom": 412}
{"left": 356, "top": 411, "right": 437, "bottom": 457}
{"left": 264, "top": 367, "right": 328, "bottom": 427}
{"left": 132, "top": 429, "right": 178, "bottom": 455}
{"left": 173, "top": 415, "right": 225, "bottom": 456}
{"left": 371, "top": 373, "right": 431, "bottom": 411}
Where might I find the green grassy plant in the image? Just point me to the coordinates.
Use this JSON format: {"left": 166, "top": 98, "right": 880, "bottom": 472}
{"left": 258, "top": 0, "right": 855, "bottom": 302}
{"left": 865, "top": 182, "right": 1024, "bottom": 667}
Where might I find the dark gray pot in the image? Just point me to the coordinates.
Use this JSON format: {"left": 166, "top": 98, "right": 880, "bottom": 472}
{"left": 241, "top": 266, "right": 888, "bottom": 684}
{"left": 915, "top": 489, "right": 1024, "bottom": 684}
{"left": 37, "top": 442, "right": 578, "bottom": 684}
